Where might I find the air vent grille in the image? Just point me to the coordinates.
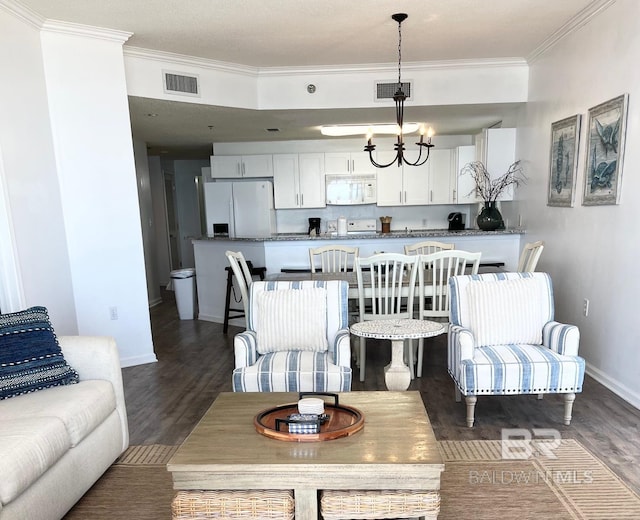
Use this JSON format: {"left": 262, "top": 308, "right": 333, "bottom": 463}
{"left": 163, "top": 72, "right": 199, "bottom": 96}
{"left": 376, "top": 81, "right": 411, "bottom": 100}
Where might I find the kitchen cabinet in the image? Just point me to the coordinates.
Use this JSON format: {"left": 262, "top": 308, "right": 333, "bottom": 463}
{"left": 474, "top": 128, "right": 516, "bottom": 201}
{"left": 273, "top": 153, "right": 326, "bottom": 209}
{"left": 324, "top": 152, "right": 375, "bottom": 175}
{"left": 210, "top": 154, "right": 273, "bottom": 179}
{"left": 375, "top": 151, "right": 430, "bottom": 206}
{"left": 427, "top": 148, "right": 456, "bottom": 204}
{"left": 455, "top": 145, "right": 478, "bottom": 203}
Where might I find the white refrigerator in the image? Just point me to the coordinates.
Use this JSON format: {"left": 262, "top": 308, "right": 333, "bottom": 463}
{"left": 204, "top": 181, "right": 276, "bottom": 237}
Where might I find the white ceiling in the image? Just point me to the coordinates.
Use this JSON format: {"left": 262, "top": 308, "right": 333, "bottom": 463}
{"left": 19, "top": 0, "right": 599, "bottom": 157}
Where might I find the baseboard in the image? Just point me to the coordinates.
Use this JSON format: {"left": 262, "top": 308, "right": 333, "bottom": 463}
{"left": 197, "top": 314, "right": 245, "bottom": 327}
{"left": 196, "top": 313, "right": 221, "bottom": 323}
{"left": 148, "top": 296, "right": 163, "bottom": 308}
{"left": 120, "top": 353, "right": 158, "bottom": 368}
{"left": 586, "top": 362, "right": 640, "bottom": 411}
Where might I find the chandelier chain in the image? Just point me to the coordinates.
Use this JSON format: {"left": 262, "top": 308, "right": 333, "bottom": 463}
{"left": 397, "top": 19, "right": 402, "bottom": 87}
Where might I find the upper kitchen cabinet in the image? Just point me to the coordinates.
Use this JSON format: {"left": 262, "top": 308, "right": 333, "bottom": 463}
{"left": 455, "top": 145, "right": 478, "bottom": 203}
{"left": 273, "top": 153, "right": 326, "bottom": 209}
{"left": 210, "top": 154, "right": 273, "bottom": 179}
{"left": 475, "top": 128, "right": 516, "bottom": 200}
{"left": 324, "top": 152, "right": 375, "bottom": 175}
{"left": 376, "top": 151, "right": 430, "bottom": 206}
{"left": 427, "top": 148, "right": 456, "bottom": 204}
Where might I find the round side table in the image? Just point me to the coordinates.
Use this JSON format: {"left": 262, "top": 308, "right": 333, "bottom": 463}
{"left": 350, "top": 319, "right": 446, "bottom": 391}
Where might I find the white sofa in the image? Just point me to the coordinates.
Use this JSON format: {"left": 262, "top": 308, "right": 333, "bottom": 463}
{"left": 0, "top": 336, "right": 129, "bottom": 520}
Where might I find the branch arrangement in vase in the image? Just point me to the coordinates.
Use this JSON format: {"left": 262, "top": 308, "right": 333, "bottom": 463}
{"left": 462, "top": 160, "right": 527, "bottom": 203}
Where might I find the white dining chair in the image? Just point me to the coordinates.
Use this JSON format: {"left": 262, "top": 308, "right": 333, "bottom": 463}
{"left": 309, "top": 245, "right": 359, "bottom": 273}
{"left": 404, "top": 240, "right": 455, "bottom": 256}
{"left": 517, "top": 241, "right": 545, "bottom": 272}
{"left": 414, "top": 250, "right": 481, "bottom": 377}
{"left": 354, "top": 253, "right": 419, "bottom": 382}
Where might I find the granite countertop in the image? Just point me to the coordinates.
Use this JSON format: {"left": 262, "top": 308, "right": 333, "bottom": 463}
{"left": 194, "top": 228, "right": 525, "bottom": 242}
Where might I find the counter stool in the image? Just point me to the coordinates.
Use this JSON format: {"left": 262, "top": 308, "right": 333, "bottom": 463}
{"left": 223, "top": 260, "right": 266, "bottom": 333}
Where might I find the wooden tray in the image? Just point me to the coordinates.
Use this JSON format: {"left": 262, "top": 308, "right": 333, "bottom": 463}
{"left": 254, "top": 394, "right": 364, "bottom": 442}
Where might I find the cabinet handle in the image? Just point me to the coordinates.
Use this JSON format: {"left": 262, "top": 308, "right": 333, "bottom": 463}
{"left": 296, "top": 194, "right": 299, "bottom": 206}
{"left": 430, "top": 190, "right": 433, "bottom": 202}
{"left": 241, "top": 163, "right": 246, "bottom": 176}
{"left": 351, "top": 159, "right": 355, "bottom": 172}
{"left": 301, "top": 193, "right": 304, "bottom": 206}
{"left": 453, "top": 189, "right": 456, "bottom": 202}
{"left": 399, "top": 191, "right": 402, "bottom": 203}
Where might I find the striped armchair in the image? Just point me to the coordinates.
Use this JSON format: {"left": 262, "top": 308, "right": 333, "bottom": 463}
{"left": 232, "top": 280, "right": 352, "bottom": 392}
{"left": 447, "top": 272, "right": 585, "bottom": 427}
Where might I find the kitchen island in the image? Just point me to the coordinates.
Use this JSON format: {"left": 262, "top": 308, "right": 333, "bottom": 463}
{"left": 192, "top": 228, "right": 524, "bottom": 325}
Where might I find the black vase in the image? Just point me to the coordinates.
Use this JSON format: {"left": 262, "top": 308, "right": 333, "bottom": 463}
{"left": 477, "top": 202, "right": 504, "bottom": 231}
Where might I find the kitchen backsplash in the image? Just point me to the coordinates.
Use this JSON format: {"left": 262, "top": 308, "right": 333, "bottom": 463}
{"left": 274, "top": 204, "right": 479, "bottom": 234}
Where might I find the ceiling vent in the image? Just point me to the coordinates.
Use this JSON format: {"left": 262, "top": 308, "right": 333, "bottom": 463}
{"left": 163, "top": 71, "right": 200, "bottom": 97}
{"left": 375, "top": 81, "right": 412, "bottom": 101}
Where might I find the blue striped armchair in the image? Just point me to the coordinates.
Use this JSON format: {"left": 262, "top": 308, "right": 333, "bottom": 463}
{"left": 232, "top": 280, "right": 352, "bottom": 392}
{"left": 447, "top": 272, "right": 585, "bottom": 427}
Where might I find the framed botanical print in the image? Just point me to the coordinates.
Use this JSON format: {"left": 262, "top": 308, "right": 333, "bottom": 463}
{"left": 583, "top": 94, "right": 629, "bottom": 205}
{"left": 548, "top": 114, "right": 581, "bottom": 207}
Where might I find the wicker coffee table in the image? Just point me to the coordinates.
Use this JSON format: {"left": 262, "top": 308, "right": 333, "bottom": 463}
{"left": 167, "top": 391, "right": 443, "bottom": 520}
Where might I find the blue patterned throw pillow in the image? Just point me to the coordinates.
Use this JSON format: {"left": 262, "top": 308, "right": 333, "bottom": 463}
{"left": 0, "top": 306, "right": 79, "bottom": 399}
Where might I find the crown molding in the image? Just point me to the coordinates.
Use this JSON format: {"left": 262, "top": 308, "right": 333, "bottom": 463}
{"left": 527, "top": 0, "right": 616, "bottom": 63}
{"left": 0, "top": 0, "right": 44, "bottom": 29}
{"left": 124, "top": 46, "right": 527, "bottom": 78}
{"left": 41, "top": 19, "right": 132, "bottom": 44}
{"left": 124, "top": 46, "right": 259, "bottom": 77}
{"left": 260, "top": 57, "right": 528, "bottom": 77}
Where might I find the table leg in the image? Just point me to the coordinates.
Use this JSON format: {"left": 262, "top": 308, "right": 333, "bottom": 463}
{"left": 294, "top": 488, "right": 318, "bottom": 520}
{"left": 384, "top": 339, "right": 412, "bottom": 391}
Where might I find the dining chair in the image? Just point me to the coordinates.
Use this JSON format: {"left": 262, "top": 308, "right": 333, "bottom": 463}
{"left": 354, "top": 253, "right": 419, "bottom": 382}
{"left": 404, "top": 240, "right": 455, "bottom": 256}
{"left": 517, "top": 240, "right": 545, "bottom": 272}
{"left": 414, "top": 250, "right": 481, "bottom": 377}
{"left": 309, "top": 245, "right": 359, "bottom": 273}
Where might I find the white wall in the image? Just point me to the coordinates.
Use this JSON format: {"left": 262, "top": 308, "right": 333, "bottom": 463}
{"left": 36, "top": 21, "right": 156, "bottom": 367}
{"left": 133, "top": 139, "right": 161, "bottom": 307}
{"left": 0, "top": 6, "right": 77, "bottom": 330}
{"left": 514, "top": 0, "right": 640, "bottom": 408}
{"left": 124, "top": 48, "right": 528, "bottom": 111}
{"left": 173, "top": 159, "right": 208, "bottom": 268}
{"left": 149, "top": 155, "right": 172, "bottom": 286}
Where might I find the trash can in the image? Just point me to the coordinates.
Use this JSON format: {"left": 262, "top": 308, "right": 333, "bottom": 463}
{"left": 170, "top": 268, "right": 196, "bottom": 320}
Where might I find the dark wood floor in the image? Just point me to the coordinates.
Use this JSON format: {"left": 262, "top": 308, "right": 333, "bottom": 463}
{"left": 123, "top": 290, "right": 640, "bottom": 494}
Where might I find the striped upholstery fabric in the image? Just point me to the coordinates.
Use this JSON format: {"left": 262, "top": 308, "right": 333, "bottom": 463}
{"left": 447, "top": 273, "right": 585, "bottom": 397}
{"left": 458, "top": 344, "right": 585, "bottom": 395}
{"left": 256, "top": 287, "right": 328, "bottom": 353}
{"left": 233, "top": 280, "right": 352, "bottom": 392}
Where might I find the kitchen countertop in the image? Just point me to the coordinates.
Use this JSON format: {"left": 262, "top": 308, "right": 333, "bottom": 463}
{"left": 195, "top": 228, "right": 524, "bottom": 242}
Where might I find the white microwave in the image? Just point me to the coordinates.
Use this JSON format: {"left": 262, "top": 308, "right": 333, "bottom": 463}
{"left": 325, "top": 174, "right": 377, "bottom": 205}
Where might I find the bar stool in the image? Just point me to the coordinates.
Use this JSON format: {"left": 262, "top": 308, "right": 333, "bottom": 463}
{"left": 223, "top": 259, "right": 266, "bottom": 333}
